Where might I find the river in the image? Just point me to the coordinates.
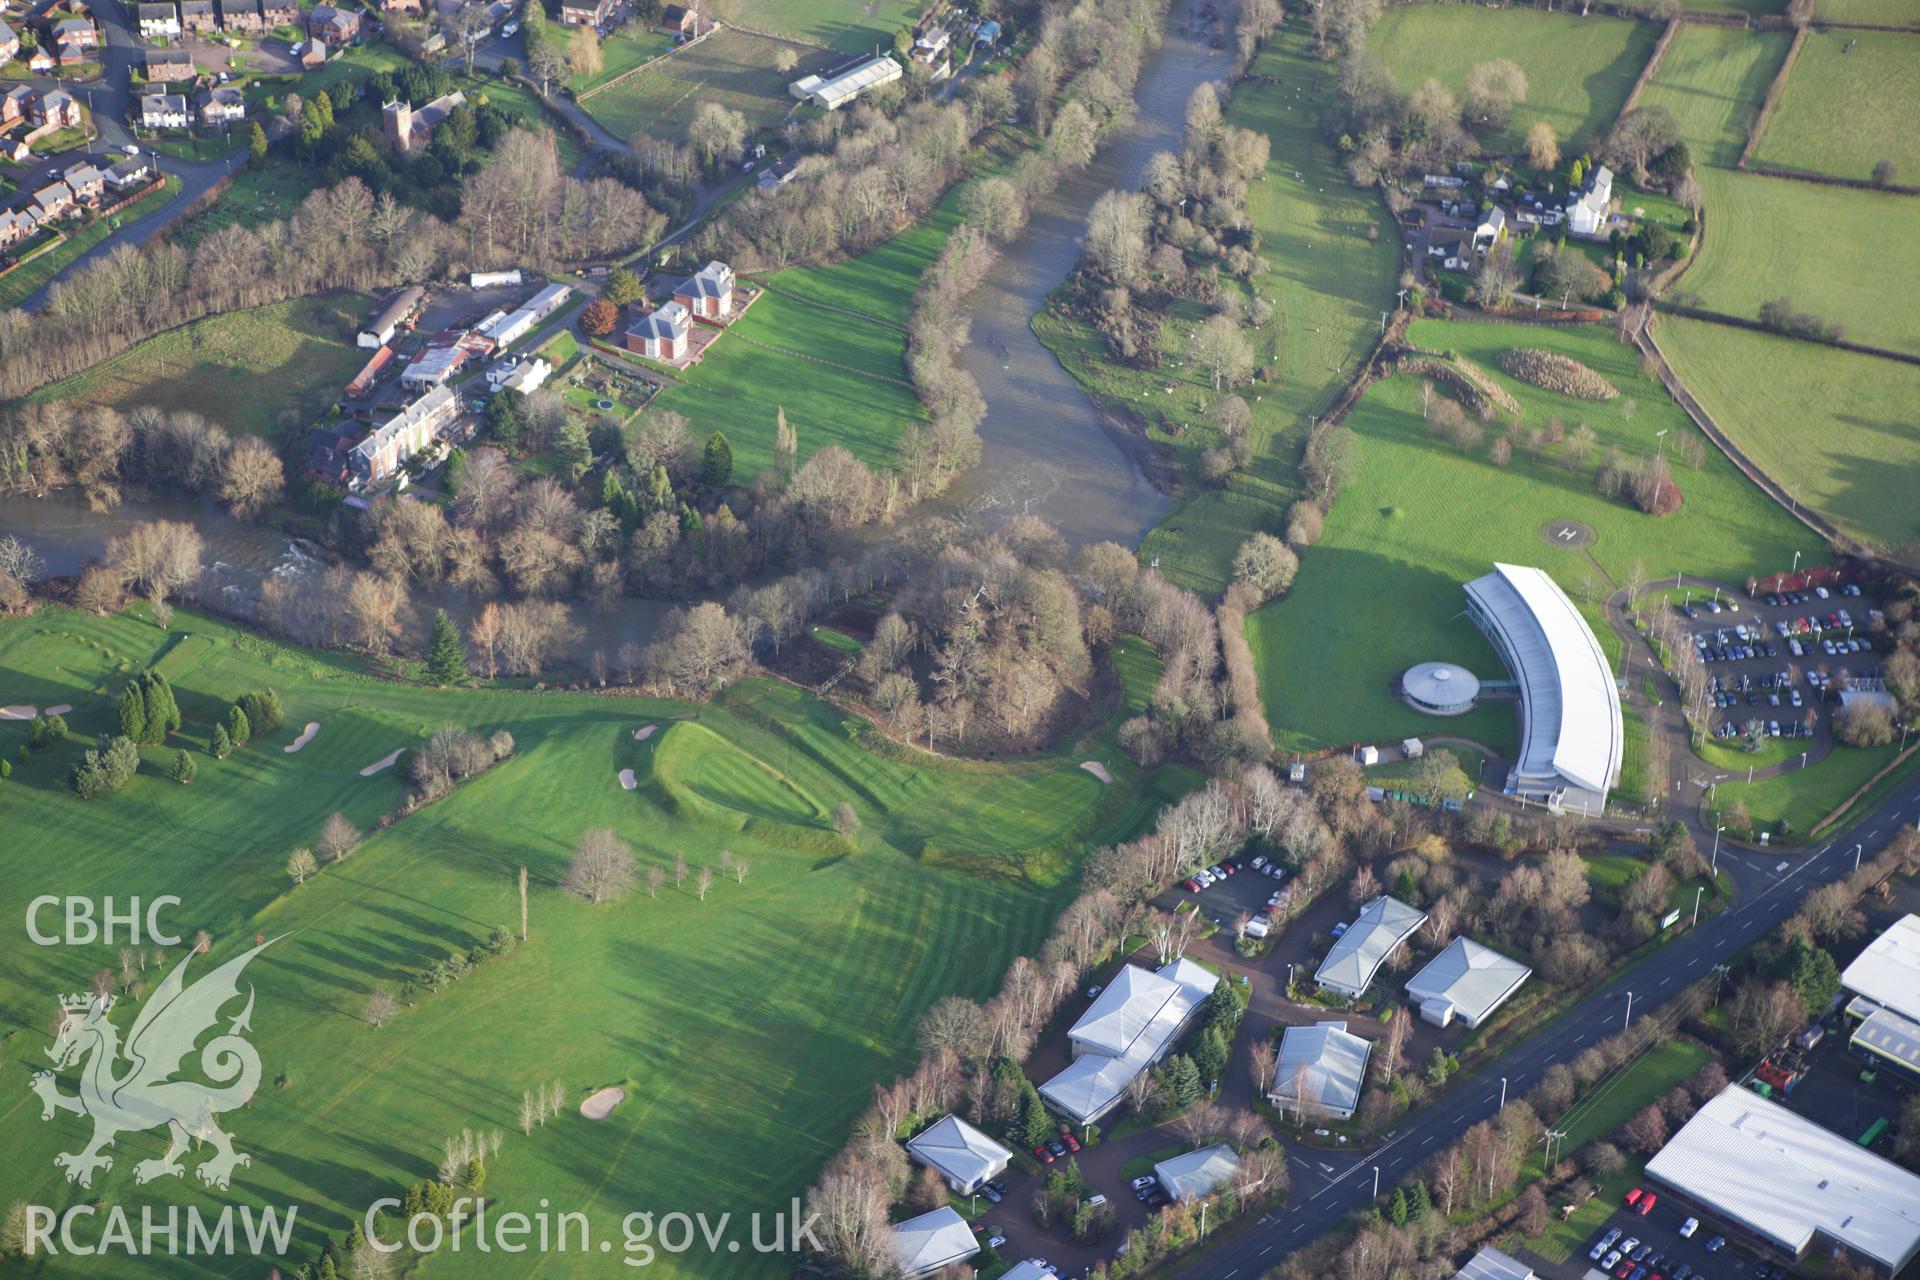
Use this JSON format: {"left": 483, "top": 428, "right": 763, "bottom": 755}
{"left": 0, "top": 6, "right": 1228, "bottom": 657}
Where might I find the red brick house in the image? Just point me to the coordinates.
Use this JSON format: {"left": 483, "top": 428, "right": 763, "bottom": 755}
{"left": 625, "top": 299, "right": 691, "bottom": 362}
{"left": 557, "top": 0, "right": 611, "bottom": 26}
{"left": 672, "top": 260, "right": 734, "bottom": 321}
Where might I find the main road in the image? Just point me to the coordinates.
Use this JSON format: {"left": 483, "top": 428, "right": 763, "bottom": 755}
{"left": 1171, "top": 776, "right": 1920, "bottom": 1280}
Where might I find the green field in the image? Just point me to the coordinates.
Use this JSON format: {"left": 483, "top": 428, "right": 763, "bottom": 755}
{"left": 1680, "top": 167, "right": 1920, "bottom": 356}
{"left": 580, "top": 27, "right": 833, "bottom": 143}
{"left": 0, "top": 177, "right": 183, "bottom": 312}
{"left": 1362, "top": 6, "right": 1659, "bottom": 152}
{"left": 1815, "top": 0, "right": 1920, "bottom": 24}
{"left": 1754, "top": 30, "right": 1920, "bottom": 183}
{"left": 1637, "top": 23, "right": 1791, "bottom": 167}
{"left": 1041, "top": 31, "right": 1398, "bottom": 597}
{"left": 1706, "top": 739, "right": 1914, "bottom": 836}
{"left": 1658, "top": 315, "right": 1920, "bottom": 551}
{"left": 708, "top": 0, "right": 922, "bottom": 53}
{"left": 568, "top": 27, "right": 677, "bottom": 95}
{"left": 764, "top": 187, "right": 965, "bottom": 327}
{"left": 32, "top": 295, "right": 373, "bottom": 439}
{"left": 1246, "top": 319, "right": 1809, "bottom": 757}
{"left": 0, "top": 606, "right": 1171, "bottom": 1279}
{"left": 649, "top": 290, "right": 920, "bottom": 477}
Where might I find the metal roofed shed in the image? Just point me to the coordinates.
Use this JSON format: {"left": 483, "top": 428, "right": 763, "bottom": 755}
{"left": 1842, "top": 914, "right": 1920, "bottom": 1023}
{"left": 1153, "top": 1143, "right": 1241, "bottom": 1203}
{"left": 1850, "top": 1004, "right": 1920, "bottom": 1086}
{"left": 1404, "top": 937, "right": 1532, "bottom": 1029}
{"left": 1269, "top": 1021, "right": 1372, "bottom": 1119}
{"left": 1403, "top": 661, "right": 1482, "bottom": 715}
{"left": 1314, "top": 895, "right": 1426, "bottom": 998}
{"left": 789, "top": 54, "right": 901, "bottom": 109}
{"left": 1465, "top": 563, "right": 1622, "bottom": 815}
{"left": 1643, "top": 1086, "right": 1920, "bottom": 1275}
{"left": 1452, "top": 1245, "right": 1534, "bottom": 1280}
{"left": 904, "top": 1114, "right": 1012, "bottom": 1194}
{"left": 358, "top": 285, "right": 423, "bottom": 349}
{"left": 889, "top": 1206, "right": 978, "bottom": 1278}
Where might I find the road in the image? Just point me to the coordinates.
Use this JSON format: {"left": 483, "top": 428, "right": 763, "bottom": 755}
{"left": 1168, "top": 779, "right": 1920, "bottom": 1280}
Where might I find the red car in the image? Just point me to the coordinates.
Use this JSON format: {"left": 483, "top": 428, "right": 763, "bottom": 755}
{"left": 1636, "top": 1192, "right": 1657, "bottom": 1215}
{"left": 1033, "top": 1145, "right": 1055, "bottom": 1164}
{"left": 1059, "top": 1126, "right": 1081, "bottom": 1153}
{"left": 1182, "top": 878, "right": 1202, "bottom": 892}
{"left": 1624, "top": 1188, "right": 1644, "bottom": 1207}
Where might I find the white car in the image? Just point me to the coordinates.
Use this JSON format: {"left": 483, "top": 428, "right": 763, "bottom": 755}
{"left": 1680, "top": 1217, "right": 1699, "bottom": 1239}
{"left": 987, "top": 1235, "right": 1005, "bottom": 1249}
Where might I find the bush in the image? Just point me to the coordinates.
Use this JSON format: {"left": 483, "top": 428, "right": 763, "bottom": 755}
{"left": 28, "top": 713, "right": 67, "bottom": 751}
{"left": 1834, "top": 701, "right": 1895, "bottom": 748}
{"left": 72, "top": 734, "right": 139, "bottom": 798}
{"left": 1496, "top": 347, "right": 1619, "bottom": 400}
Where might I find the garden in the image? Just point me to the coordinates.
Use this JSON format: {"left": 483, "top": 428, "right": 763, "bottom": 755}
{"left": 0, "top": 176, "right": 182, "bottom": 311}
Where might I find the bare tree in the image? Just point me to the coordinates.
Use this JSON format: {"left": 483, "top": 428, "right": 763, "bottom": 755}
{"left": 220, "top": 436, "right": 285, "bottom": 519}
{"left": 672, "top": 852, "right": 689, "bottom": 887}
{"left": 105, "top": 519, "right": 203, "bottom": 608}
{"left": 1249, "top": 1038, "right": 1277, "bottom": 1096}
{"left": 286, "top": 847, "right": 318, "bottom": 885}
{"left": 695, "top": 865, "right": 714, "bottom": 901}
{"left": 364, "top": 989, "right": 397, "bottom": 1028}
{"left": 644, "top": 865, "right": 665, "bottom": 899}
{"left": 317, "top": 812, "right": 362, "bottom": 863}
{"left": 1190, "top": 314, "right": 1254, "bottom": 391}
{"left": 561, "top": 827, "right": 636, "bottom": 904}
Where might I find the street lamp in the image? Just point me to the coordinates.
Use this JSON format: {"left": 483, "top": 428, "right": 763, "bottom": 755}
{"left": 1792, "top": 550, "right": 1802, "bottom": 574}
{"left": 1711, "top": 824, "right": 1727, "bottom": 875}
{"left": 1855, "top": 843, "right": 1864, "bottom": 872}
{"left": 1372, "top": 1166, "right": 1381, "bottom": 1199}
{"left": 1624, "top": 990, "right": 1634, "bottom": 1031}
{"left": 1499, "top": 1077, "right": 1508, "bottom": 1109}
{"left": 1692, "top": 885, "right": 1705, "bottom": 927}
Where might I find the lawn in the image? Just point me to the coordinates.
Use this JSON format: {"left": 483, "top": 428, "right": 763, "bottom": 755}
{"left": 1679, "top": 166, "right": 1920, "bottom": 356}
{"left": 0, "top": 176, "right": 182, "bottom": 311}
{"left": 765, "top": 189, "right": 965, "bottom": 327}
{"left": 1657, "top": 314, "right": 1920, "bottom": 552}
{"left": 1753, "top": 30, "right": 1920, "bottom": 183}
{"left": 1815, "top": 0, "right": 1920, "bottom": 23}
{"left": 1245, "top": 318, "right": 1809, "bottom": 758}
{"left": 1636, "top": 24, "right": 1791, "bottom": 167}
{"left": 567, "top": 27, "right": 676, "bottom": 95}
{"left": 1705, "top": 740, "right": 1916, "bottom": 838}
{"left": 0, "top": 606, "right": 1174, "bottom": 1280}
{"left": 1361, "top": 6, "right": 1660, "bottom": 153}
{"left": 1042, "top": 31, "right": 1399, "bottom": 598}
{"left": 173, "top": 158, "right": 316, "bottom": 247}
{"left": 647, "top": 291, "right": 921, "bottom": 477}
{"left": 30, "top": 295, "right": 373, "bottom": 438}
{"left": 579, "top": 27, "right": 835, "bottom": 144}
{"left": 707, "top": 0, "right": 922, "bottom": 53}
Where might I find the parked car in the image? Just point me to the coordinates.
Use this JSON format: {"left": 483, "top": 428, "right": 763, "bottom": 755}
{"left": 1625, "top": 1188, "right": 1645, "bottom": 1208}
{"left": 1680, "top": 1218, "right": 1698, "bottom": 1239}
{"left": 1033, "top": 1145, "right": 1054, "bottom": 1164}
{"left": 1058, "top": 1125, "right": 1080, "bottom": 1153}
{"left": 1046, "top": 1138, "right": 1067, "bottom": 1157}
{"left": 987, "top": 1234, "right": 1006, "bottom": 1248}
{"left": 1705, "top": 1236, "right": 1726, "bottom": 1253}
{"left": 1330, "top": 922, "right": 1350, "bottom": 939}
{"left": 1130, "top": 1175, "right": 1158, "bottom": 1191}
{"left": 1182, "top": 878, "right": 1201, "bottom": 892}
{"left": 1636, "top": 1191, "right": 1658, "bottom": 1215}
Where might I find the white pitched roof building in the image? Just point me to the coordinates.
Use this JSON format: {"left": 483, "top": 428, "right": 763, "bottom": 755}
{"left": 1466, "top": 563, "right": 1623, "bottom": 814}
{"left": 1154, "top": 1143, "right": 1242, "bottom": 1203}
{"left": 1405, "top": 937, "right": 1532, "bottom": 1028}
{"left": 1842, "top": 914, "right": 1920, "bottom": 1023}
{"left": 890, "top": 1206, "right": 979, "bottom": 1278}
{"left": 1315, "top": 896, "right": 1426, "bottom": 998}
{"left": 1453, "top": 1245, "right": 1535, "bottom": 1280}
{"left": 905, "top": 1114, "right": 1011, "bottom": 1194}
{"left": 1270, "top": 1021, "right": 1372, "bottom": 1120}
{"left": 1644, "top": 1086, "right": 1920, "bottom": 1275}
{"left": 789, "top": 53, "right": 901, "bottom": 109}
{"left": 1039, "top": 957, "right": 1219, "bottom": 1124}
{"left": 1568, "top": 164, "right": 1613, "bottom": 237}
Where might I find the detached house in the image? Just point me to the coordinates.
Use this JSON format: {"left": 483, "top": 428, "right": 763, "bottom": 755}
{"left": 51, "top": 16, "right": 96, "bottom": 47}
{"left": 36, "top": 88, "right": 82, "bottom": 128}
{"left": 105, "top": 153, "right": 152, "bottom": 189}
{"left": 0, "top": 209, "right": 41, "bottom": 250}
{"left": 307, "top": 4, "right": 359, "bottom": 42}
{"left": 143, "top": 47, "right": 194, "bottom": 81}
{"left": 62, "top": 161, "right": 104, "bottom": 204}
{"left": 177, "top": 0, "right": 215, "bottom": 31}
{"left": 0, "top": 18, "right": 20, "bottom": 62}
{"left": 1472, "top": 204, "right": 1507, "bottom": 250}
{"left": 625, "top": 299, "right": 690, "bottom": 362}
{"left": 137, "top": 1, "right": 180, "bottom": 37}
{"left": 217, "top": 0, "right": 263, "bottom": 32}
{"left": 1567, "top": 164, "right": 1613, "bottom": 238}
{"left": 26, "top": 47, "right": 54, "bottom": 73}
{"left": 557, "top": 0, "right": 611, "bottom": 25}
{"left": 0, "top": 86, "right": 29, "bottom": 125}
{"left": 197, "top": 84, "right": 244, "bottom": 124}
{"left": 140, "top": 92, "right": 188, "bottom": 129}
{"left": 673, "top": 260, "right": 733, "bottom": 320}
{"left": 659, "top": 3, "right": 698, "bottom": 34}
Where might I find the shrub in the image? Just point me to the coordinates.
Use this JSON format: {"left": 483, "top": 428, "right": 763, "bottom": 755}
{"left": 28, "top": 713, "right": 67, "bottom": 751}
{"left": 1496, "top": 347, "right": 1619, "bottom": 400}
{"left": 72, "top": 735, "right": 139, "bottom": 798}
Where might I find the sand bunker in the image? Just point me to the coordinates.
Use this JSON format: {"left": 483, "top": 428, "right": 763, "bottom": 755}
{"left": 0, "top": 706, "right": 35, "bottom": 720}
{"left": 284, "top": 722, "right": 321, "bottom": 753}
{"left": 633, "top": 724, "right": 657, "bottom": 741}
{"left": 44, "top": 704, "right": 71, "bottom": 716}
{"left": 579, "top": 1086, "right": 625, "bottom": 1120}
{"left": 618, "top": 768, "right": 638, "bottom": 790}
{"left": 1079, "top": 761, "right": 1115, "bottom": 784}
{"left": 359, "top": 749, "right": 404, "bottom": 777}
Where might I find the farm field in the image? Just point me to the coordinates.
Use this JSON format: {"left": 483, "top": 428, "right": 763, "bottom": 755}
{"left": 0, "top": 606, "right": 1169, "bottom": 1280}
{"left": 1043, "top": 31, "right": 1399, "bottom": 598}
{"left": 579, "top": 28, "right": 834, "bottom": 143}
{"left": 0, "top": 177, "right": 182, "bottom": 311}
{"left": 1245, "top": 318, "right": 1809, "bottom": 757}
{"left": 29, "top": 295, "right": 372, "bottom": 438}
{"left": 707, "top": 0, "right": 922, "bottom": 53}
{"left": 1753, "top": 30, "right": 1920, "bottom": 183}
{"left": 568, "top": 27, "right": 677, "bottom": 95}
{"left": 1680, "top": 166, "right": 1920, "bottom": 356}
{"left": 1657, "top": 315, "right": 1920, "bottom": 551}
{"left": 1814, "top": 0, "right": 1920, "bottom": 23}
{"left": 1636, "top": 23, "right": 1790, "bottom": 166}
{"left": 648, "top": 293, "right": 920, "bottom": 477}
{"left": 763, "top": 185, "right": 967, "bottom": 327}
{"left": 1361, "top": 6, "right": 1659, "bottom": 153}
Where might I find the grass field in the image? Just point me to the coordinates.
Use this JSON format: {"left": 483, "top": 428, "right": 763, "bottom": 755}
{"left": 580, "top": 28, "right": 833, "bottom": 143}
{"left": 709, "top": 0, "right": 922, "bottom": 53}
{"left": 1680, "top": 167, "right": 1920, "bottom": 356}
{"left": 648, "top": 290, "right": 920, "bottom": 477}
{"left": 1815, "top": 0, "right": 1920, "bottom": 23}
{"left": 1657, "top": 315, "right": 1920, "bottom": 551}
{"left": 764, "top": 187, "right": 966, "bottom": 328}
{"left": 0, "top": 177, "right": 182, "bottom": 311}
{"left": 1754, "top": 30, "right": 1920, "bottom": 183}
{"left": 1636, "top": 23, "right": 1791, "bottom": 167}
{"left": 1705, "top": 739, "right": 1914, "bottom": 836}
{"left": 1361, "top": 6, "right": 1659, "bottom": 153}
{"left": 0, "top": 606, "right": 1174, "bottom": 1279}
{"left": 568, "top": 27, "right": 677, "bottom": 95}
{"left": 30, "top": 295, "right": 373, "bottom": 439}
{"left": 1042, "top": 31, "right": 1398, "bottom": 598}
{"left": 1245, "top": 318, "right": 1809, "bottom": 757}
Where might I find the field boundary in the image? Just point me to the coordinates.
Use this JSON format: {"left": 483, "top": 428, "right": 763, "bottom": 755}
{"left": 576, "top": 26, "right": 711, "bottom": 104}
{"left": 1617, "top": 17, "right": 1681, "bottom": 121}
{"left": 1656, "top": 298, "right": 1920, "bottom": 368}
{"left": 1735, "top": 22, "right": 1807, "bottom": 167}
{"left": 1807, "top": 741, "right": 1920, "bottom": 838}
{"left": 1735, "top": 160, "right": 1920, "bottom": 197}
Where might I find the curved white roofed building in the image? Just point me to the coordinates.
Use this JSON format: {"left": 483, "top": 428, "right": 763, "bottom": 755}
{"left": 1465, "top": 563, "right": 1622, "bottom": 814}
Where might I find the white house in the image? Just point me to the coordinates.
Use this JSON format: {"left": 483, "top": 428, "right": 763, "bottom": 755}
{"left": 789, "top": 54, "right": 901, "bottom": 110}
{"left": 1472, "top": 205, "right": 1507, "bottom": 249}
{"left": 1154, "top": 1143, "right": 1243, "bottom": 1203}
{"left": 140, "top": 94, "right": 189, "bottom": 130}
{"left": 1567, "top": 165, "right": 1613, "bottom": 238}
{"left": 1316, "top": 896, "right": 1426, "bottom": 998}
{"left": 889, "top": 1207, "right": 978, "bottom": 1279}
{"left": 486, "top": 356, "right": 551, "bottom": 396}
{"left": 904, "top": 1114, "right": 1011, "bottom": 1195}
{"left": 1404, "top": 937, "right": 1531, "bottom": 1028}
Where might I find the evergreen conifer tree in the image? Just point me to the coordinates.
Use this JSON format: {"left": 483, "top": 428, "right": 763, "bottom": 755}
{"left": 228, "top": 704, "right": 251, "bottom": 747}
{"left": 119, "top": 681, "right": 149, "bottom": 743}
{"left": 700, "top": 432, "right": 733, "bottom": 487}
{"left": 211, "top": 723, "right": 232, "bottom": 758}
{"left": 425, "top": 610, "right": 469, "bottom": 685}
{"left": 170, "top": 750, "right": 196, "bottom": 784}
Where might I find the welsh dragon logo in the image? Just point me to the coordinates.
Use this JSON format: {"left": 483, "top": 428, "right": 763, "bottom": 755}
{"left": 31, "top": 936, "right": 277, "bottom": 1191}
